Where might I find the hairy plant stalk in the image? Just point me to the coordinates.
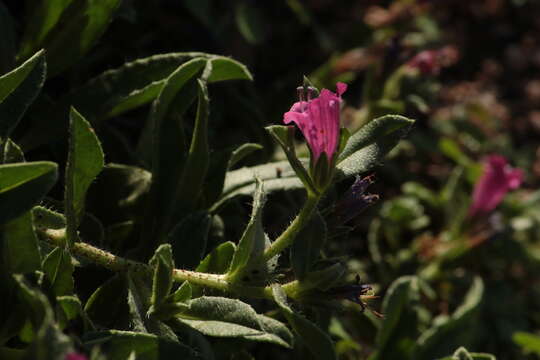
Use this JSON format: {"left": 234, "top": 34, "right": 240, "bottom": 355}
{"left": 262, "top": 193, "right": 320, "bottom": 261}
{"left": 39, "top": 228, "right": 298, "bottom": 301}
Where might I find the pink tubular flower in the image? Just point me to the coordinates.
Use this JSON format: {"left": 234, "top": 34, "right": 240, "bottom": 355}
{"left": 283, "top": 82, "right": 347, "bottom": 165}
{"left": 469, "top": 155, "right": 523, "bottom": 217}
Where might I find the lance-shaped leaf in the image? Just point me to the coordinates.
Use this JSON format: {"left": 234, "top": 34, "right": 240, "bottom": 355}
{"left": 22, "top": 0, "right": 121, "bottom": 77}
{"left": 20, "top": 54, "right": 251, "bottom": 151}
{"left": 18, "top": 0, "right": 74, "bottom": 60}
{"left": 413, "top": 277, "right": 484, "bottom": 360}
{"left": 127, "top": 271, "right": 179, "bottom": 341}
{"left": 1, "top": 211, "right": 41, "bottom": 273}
{"left": 266, "top": 125, "right": 317, "bottom": 194}
{"left": 191, "top": 241, "right": 236, "bottom": 298}
{"left": 65, "top": 107, "right": 104, "bottom": 244}
{"left": 227, "top": 179, "right": 267, "bottom": 282}
{"left": 372, "top": 276, "right": 420, "bottom": 360}
{"left": 173, "top": 78, "right": 211, "bottom": 216}
{"left": 336, "top": 115, "right": 414, "bottom": 179}
{"left": 149, "top": 244, "right": 175, "bottom": 308}
{"left": 0, "top": 50, "right": 46, "bottom": 145}
{"left": 175, "top": 296, "right": 293, "bottom": 348}
{"left": 272, "top": 284, "right": 336, "bottom": 360}
{"left": 42, "top": 247, "right": 74, "bottom": 297}
{"left": 143, "top": 58, "right": 206, "bottom": 250}
{"left": 0, "top": 161, "right": 57, "bottom": 224}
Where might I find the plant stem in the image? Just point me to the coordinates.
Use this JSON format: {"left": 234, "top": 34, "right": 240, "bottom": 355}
{"left": 261, "top": 193, "right": 320, "bottom": 262}
{"left": 39, "top": 228, "right": 301, "bottom": 301}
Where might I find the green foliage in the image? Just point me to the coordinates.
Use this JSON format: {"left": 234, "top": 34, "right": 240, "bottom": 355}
{"left": 2, "top": 2, "right": 526, "bottom": 359}
{"left": 0, "top": 161, "right": 58, "bottom": 223}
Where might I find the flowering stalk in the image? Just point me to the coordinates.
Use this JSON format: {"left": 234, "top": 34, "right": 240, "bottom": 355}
{"left": 283, "top": 82, "right": 347, "bottom": 191}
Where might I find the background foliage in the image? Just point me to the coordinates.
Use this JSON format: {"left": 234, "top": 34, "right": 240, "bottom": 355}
{"left": 1, "top": 0, "right": 540, "bottom": 359}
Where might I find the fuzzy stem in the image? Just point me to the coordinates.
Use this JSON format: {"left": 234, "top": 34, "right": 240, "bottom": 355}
{"left": 39, "top": 228, "right": 302, "bottom": 301}
{"left": 261, "top": 193, "right": 320, "bottom": 261}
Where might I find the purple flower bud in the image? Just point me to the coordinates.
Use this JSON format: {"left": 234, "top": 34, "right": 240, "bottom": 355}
{"left": 334, "top": 175, "right": 379, "bottom": 224}
{"left": 283, "top": 82, "right": 347, "bottom": 166}
{"left": 469, "top": 155, "right": 523, "bottom": 217}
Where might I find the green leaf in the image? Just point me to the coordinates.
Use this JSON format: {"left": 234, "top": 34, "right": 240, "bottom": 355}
{"left": 190, "top": 241, "right": 235, "bottom": 298}
{"left": 19, "top": 54, "right": 252, "bottom": 151}
{"left": 196, "top": 241, "right": 236, "bottom": 274}
{"left": 83, "top": 330, "right": 200, "bottom": 360}
{"left": 0, "top": 3, "right": 16, "bottom": 74}
{"left": 174, "top": 78, "right": 211, "bottom": 215}
{"left": 227, "top": 179, "right": 268, "bottom": 282}
{"left": 217, "top": 160, "right": 302, "bottom": 207}
{"left": 33, "top": 206, "right": 66, "bottom": 230}
{"left": 266, "top": 125, "right": 317, "bottom": 194}
{"left": 84, "top": 274, "right": 128, "bottom": 328}
{"left": 65, "top": 107, "right": 104, "bottom": 244}
{"left": 290, "top": 211, "right": 327, "bottom": 280}
{"left": 235, "top": 0, "right": 268, "bottom": 45}
{"left": 414, "top": 277, "right": 484, "bottom": 360}
{"left": 169, "top": 282, "right": 192, "bottom": 303}
{"left": 13, "top": 275, "right": 74, "bottom": 357}
{"left": 168, "top": 212, "right": 211, "bottom": 270}
{"left": 0, "top": 161, "right": 58, "bottom": 224}
{"left": 271, "top": 284, "right": 336, "bottom": 360}
{"left": 143, "top": 58, "right": 206, "bottom": 249}
{"left": 228, "top": 143, "right": 263, "bottom": 169}
{"left": 42, "top": 247, "right": 74, "bottom": 297}
{"left": 1, "top": 211, "right": 41, "bottom": 273}
{"left": 127, "top": 271, "right": 151, "bottom": 333}
{"left": 18, "top": 0, "right": 73, "bottom": 60}
{"left": 127, "top": 271, "right": 180, "bottom": 341}
{"left": 26, "top": 0, "right": 121, "bottom": 77}
{"left": 336, "top": 115, "right": 414, "bottom": 179}
{"left": 0, "top": 50, "right": 46, "bottom": 143}
{"left": 373, "top": 276, "right": 420, "bottom": 360}
{"left": 176, "top": 296, "right": 293, "bottom": 348}
{"left": 208, "top": 57, "right": 253, "bottom": 82}
{"left": 513, "top": 331, "right": 540, "bottom": 355}
{"left": 149, "top": 244, "right": 175, "bottom": 308}
{"left": 2, "top": 138, "right": 25, "bottom": 164}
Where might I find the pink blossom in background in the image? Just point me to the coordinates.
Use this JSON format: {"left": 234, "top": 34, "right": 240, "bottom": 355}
{"left": 283, "top": 82, "right": 347, "bottom": 165}
{"left": 469, "top": 155, "right": 523, "bottom": 217}
{"left": 65, "top": 353, "right": 88, "bottom": 360}
{"left": 407, "top": 50, "right": 441, "bottom": 75}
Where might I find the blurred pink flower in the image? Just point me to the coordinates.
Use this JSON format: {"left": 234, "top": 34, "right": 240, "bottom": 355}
{"left": 469, "top": 155, "right": 523, "bottom": 217}
{"left": 65, "top": 353, "right": 88, "bottom": 360}
{"left": 407, "top": 50, "right": 441, "bottom": 75}
{"left": 283, "top": 82, "right": 347, "bottom": 165}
